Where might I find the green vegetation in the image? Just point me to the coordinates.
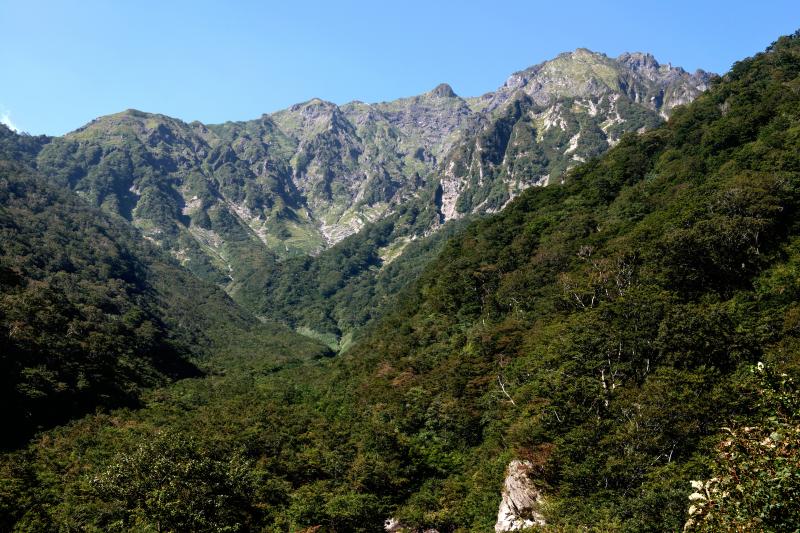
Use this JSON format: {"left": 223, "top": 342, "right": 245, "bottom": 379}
{"left": 234, "top": 201, "right": 464, "bottom": 343}
{"left": 0, "top": 158, "right": 192, "bottom": 446}
{"left": 685, "top": 364, "right": 800, "bottom": 531}
{"left": 330, "top": 32, "right": 800, "bottom": 530}
{"left": 0, "top": 129, "right": 327, "bottom": 449}
{"left": 19, "top": 50, "right": 702, "bottom": 341}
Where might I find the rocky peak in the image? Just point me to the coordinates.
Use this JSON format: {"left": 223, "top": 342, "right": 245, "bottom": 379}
{"left": 480, "top": 48, "right": 713, "bottom": 115}
{"left": 288, "top": 97, "right": 337, "bottom": 113}
{"left": 617, "top": 51, "right": 662, "bottom": 72}
{"left": 540, "top": 48, "right": 606, "bottom": 67}
{"left": 429, "top": 83, "right": 457, "bottom": 98}
{"left": 365, "top": 85, "right": 478, "bottom": 160}
{"left": 272, "top": 98, "right": 352, "bottom": 140}
{"left": 571, "top": 47, "right": 606, "bottom": 59}
{"left": 502, "top": 72, "right": 529, "bottom": 92}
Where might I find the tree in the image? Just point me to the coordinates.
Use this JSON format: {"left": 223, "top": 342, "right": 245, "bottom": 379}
{"left": 92, "top": 432, "right": 256, "bottom": 532}
{"left": 685, "top": 364, "right": 800, "bottom": 532}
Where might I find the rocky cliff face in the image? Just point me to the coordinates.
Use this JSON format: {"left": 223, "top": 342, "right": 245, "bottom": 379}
{"left": 32, "top": 49, "right": 712, "bottom": 290}
{"left": 495, "top": 460, "right": 546, "bottom": 532}
{"left": 471, "top": 48, "right": 711, "bottom": 116}
{"left": 436, "top": 49, "right": 713, "bottom": 223}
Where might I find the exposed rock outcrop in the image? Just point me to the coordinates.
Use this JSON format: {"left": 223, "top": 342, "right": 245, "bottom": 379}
{"left": 384, "top": 517, "right": 440, "bottom": 533}
{"left": 495, "top": 460, "right": 545, "bottom": 532}
{"left": 431, "top": 83, "right": 457, "bottom": 98}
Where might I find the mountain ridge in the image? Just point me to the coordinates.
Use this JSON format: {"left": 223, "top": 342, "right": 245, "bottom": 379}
{"left": 20, "top": 49, "right": 713, "bottom": 343}
{"left": 42, "top": 47, "right": 711, "bottom": 249}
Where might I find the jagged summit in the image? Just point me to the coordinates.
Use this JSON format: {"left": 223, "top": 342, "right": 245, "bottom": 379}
{"left": 288, "top": 97, "right": 337, "bottom": 111}
{"left": 617, "top": 51, "right": 662, "bottom": 68}
{"left": 469, "top": 47, "right": 712, "bottom": 117}
{"left": 430, "top": 83, "right": 457, "bottom": 98}
{"left": 568, "top": 47, "right": 606, "bottom": 58}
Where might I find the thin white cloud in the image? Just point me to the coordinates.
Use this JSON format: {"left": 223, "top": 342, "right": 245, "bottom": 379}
{"left": 1, "top": 110, "right": 19, "bottom": 132}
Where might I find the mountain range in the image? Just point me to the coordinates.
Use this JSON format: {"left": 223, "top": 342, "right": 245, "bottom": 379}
{"left": 37, "top": 52, "right": 709, "bottom": 256}
{"left": 14, "top": 48, "right": 711, "bottom": 345}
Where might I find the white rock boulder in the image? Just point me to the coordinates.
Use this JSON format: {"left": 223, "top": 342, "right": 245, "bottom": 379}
{"left": 495, "top": 459, "right": 545, "bottom": 532}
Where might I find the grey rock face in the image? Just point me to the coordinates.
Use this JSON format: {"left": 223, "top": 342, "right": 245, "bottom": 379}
{"left": 434, "top": 50, "right": 713, "bottom": 224}
{"left": 615, "top": 51, "right": 712, "bottom": 117}
{"left": 431, "top": 83, "right": 457, "bottom": 98}
{"left": 495, "top": 460, "right": 545, "bottom": 532}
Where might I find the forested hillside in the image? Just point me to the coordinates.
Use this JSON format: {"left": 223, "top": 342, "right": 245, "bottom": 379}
{"left": 233, "top": 208, "right": 469, "bottom": 348}
{"left": 335, "top": 30, "right": 800, "bottom": 530}
{"left": 2, "top": 31, "right": 798, "bottom": 533}
{"left": 0, "top": 127, "right": 328, "bottom": 448}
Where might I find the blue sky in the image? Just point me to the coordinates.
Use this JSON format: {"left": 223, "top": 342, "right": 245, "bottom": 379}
{"left": 1, "top": 0, "right": 798, "bottom": 135}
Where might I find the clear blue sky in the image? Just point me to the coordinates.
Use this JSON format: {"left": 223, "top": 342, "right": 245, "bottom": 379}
{"left": 1, "top": 0, "right": 798, "bottom": 136}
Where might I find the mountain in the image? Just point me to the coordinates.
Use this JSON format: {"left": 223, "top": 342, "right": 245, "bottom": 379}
{"left": 0, "top": 125, "right": 328, "bottom": 447}
{"left": 17, "top": 50, "right": 711, "bottom": 346}
{"left": 29, "top": 50, "right": 710, "bottom": 292}
{"left": 2, "top": 32, "right": 798, "bottom": 533}
{"left": 329, "top": 33, "right": 800, "bottom": 530}
{"left": 232, "top": 50, "right": 712, "bottom": 345}
{"left": 438, "top": 49, "right": 711, "bottom": 220}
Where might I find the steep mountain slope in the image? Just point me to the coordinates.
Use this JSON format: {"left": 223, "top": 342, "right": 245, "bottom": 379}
{"left": 330, "top": 33, "right": 800, "bottom": 530}
{"left": 0, "top": 126, "right": 328, "bottom": 447}
{"left": 441, "top": 48, "right": 711, "bottom": 219}
{"left": 30, "top": 50, "right": 710, "bottom": 297}
{"left": 233, "top": 210, "right": 470, "bottom": 348}
{"left": 3, "top": 32, "right": 797, "bottom": 533}
{"left": 233, "top": 51, "right": 711, "bottom": 343}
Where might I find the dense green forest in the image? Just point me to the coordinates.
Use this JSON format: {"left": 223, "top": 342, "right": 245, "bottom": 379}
{"left": 233, "top": 207, "right": 468, "bottom": 348}
{"left": 324, "top": 31, "right": 800, "bottom": 530}
{"left": 0, "top": 129, "right": 328, "bottom": 448}
{"left": 2, "top": 32, "right": 800, "bottom": 532}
